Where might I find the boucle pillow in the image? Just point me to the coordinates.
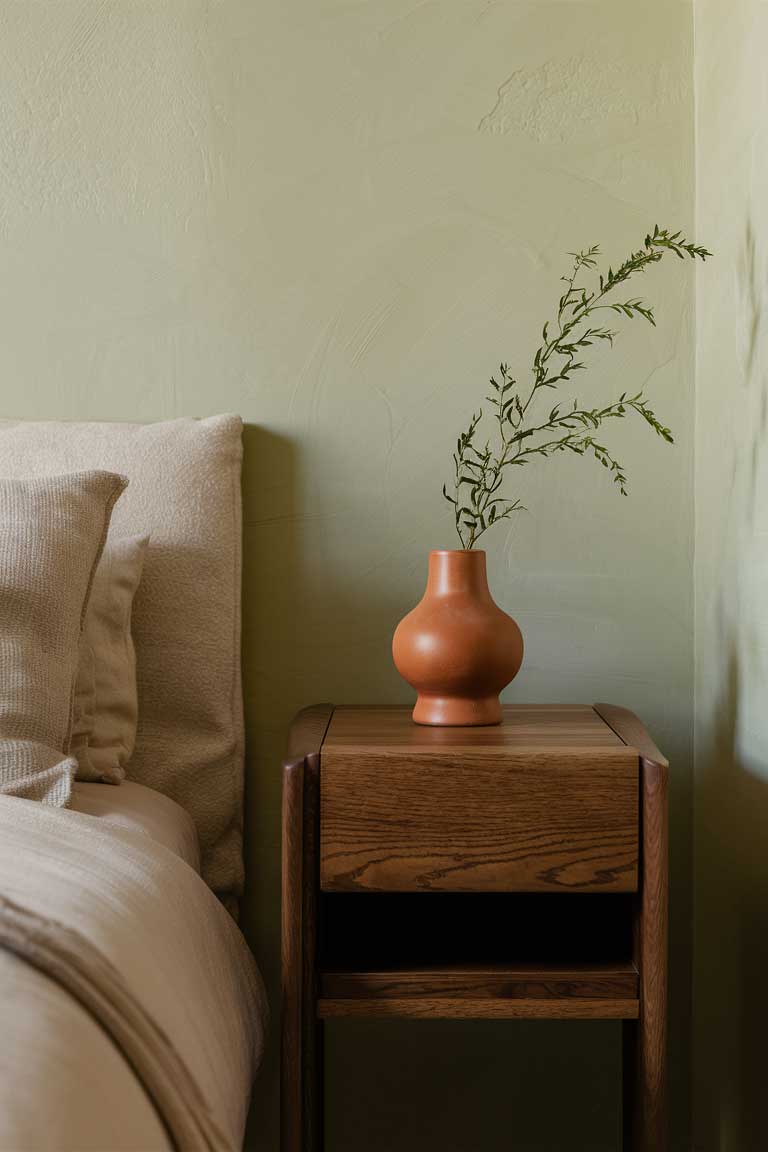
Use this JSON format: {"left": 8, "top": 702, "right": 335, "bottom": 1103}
{"left": 0, "top": 472, "right": 127, "bottom": 804}
{"left": 72, "top": 534, "right": 149, "bottom": 785}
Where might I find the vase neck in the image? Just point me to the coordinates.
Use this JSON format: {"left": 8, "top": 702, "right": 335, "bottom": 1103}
{"left": 426, "top": 550, "right": 491, "bottom": 599}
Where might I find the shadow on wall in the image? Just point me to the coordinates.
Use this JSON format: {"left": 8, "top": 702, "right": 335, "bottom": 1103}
{"left": 697, "top": 220, "right": 768, "bottom": 1150}
{"left": 238, "top": 426, "right": 622, "bottom": 1151}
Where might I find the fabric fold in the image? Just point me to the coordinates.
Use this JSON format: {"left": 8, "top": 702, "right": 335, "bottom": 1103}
{"left": 0, "top": 793, "right": 266, "bottom": 1151}
{"left": 0, "top": 894, "right": 229, "bottom": 1152}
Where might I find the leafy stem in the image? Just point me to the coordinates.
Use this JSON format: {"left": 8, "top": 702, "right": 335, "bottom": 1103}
{"left": 443, "top": 226, "right": 710, "bottom": 548}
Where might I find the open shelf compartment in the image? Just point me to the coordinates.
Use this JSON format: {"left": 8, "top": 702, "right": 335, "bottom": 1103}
{"left": 317, "top": 892, "right": 638, "bottom": 1020}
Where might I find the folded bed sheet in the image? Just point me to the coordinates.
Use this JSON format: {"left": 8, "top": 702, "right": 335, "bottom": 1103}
{"left": 0, "top": 791, "right": 266, "bottom": 1151}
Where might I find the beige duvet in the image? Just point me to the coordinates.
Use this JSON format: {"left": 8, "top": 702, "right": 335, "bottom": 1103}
{"left": 0, "top": 794, "right": 266, "bottom": 1151}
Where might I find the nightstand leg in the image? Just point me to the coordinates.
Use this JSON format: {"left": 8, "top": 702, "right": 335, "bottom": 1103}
{"left": 302, "top": 750, "right": 324, "bottom": 1152}
{"left": 282, "top": 759, "right": 304, "bottom": 1152}
{"left": 282, "top": 751, "right": 325, "bottom": 1152}
{"left": 304, "top": 1017, "right": 324, "bottom": 1151}
{"left": 623, "top": 756, "right": 668, "bottom": 1152}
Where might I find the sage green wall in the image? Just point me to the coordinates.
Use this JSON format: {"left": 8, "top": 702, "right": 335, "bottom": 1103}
{"left": 0, "top": 3, "right": 695, "bottom": 1148}
{"left": 693, "top": 2, "right": 768, "bottom": 1147}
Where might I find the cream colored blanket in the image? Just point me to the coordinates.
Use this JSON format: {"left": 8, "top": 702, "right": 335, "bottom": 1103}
{"left": 0, "top": 796, "right": 266, "bottom": 1152}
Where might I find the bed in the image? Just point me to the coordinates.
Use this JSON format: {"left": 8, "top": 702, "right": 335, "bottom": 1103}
{"left": 0, "top": 415, "right": 266, "bottom": 1151}
{"left": 70, "top": 780, "right": 202, "bottom": 871}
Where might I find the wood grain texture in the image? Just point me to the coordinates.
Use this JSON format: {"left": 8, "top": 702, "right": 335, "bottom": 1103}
{"left": 593, "top": 703, "right": 668, "bottom": 768}
{"left": 281, "top": 759, "right": 304, "bottom": 1152}
{"left": 281, "top": 705, "right": 333, "bottom": 1152}
{"left": 320, "top": 749, "right": 638, "bottom": 892}
{"left": 325, "top": 704, "right": 628, "bottom": 752}
{"left": 319, "top": 962, "right": 639, "bottom": 1001}
{"left": 301, "top": 751, "right": 323, "bottom": 1152}
{"left": 317, "top": 997, "right": 640, "bottom": 1020}
{"left": 623, "top": 757, "right": 669, "bottom": 1152}
{"left": 284, "top": 701, "right": 667, "bottom": 1148}
{"left": 287, "top": 703, "right": 335, "bottom": 761}
{"left": 592, "top": 705, "right": 669, "bottom": 1150}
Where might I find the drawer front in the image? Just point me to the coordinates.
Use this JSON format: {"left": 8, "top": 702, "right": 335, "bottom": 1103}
{"left": 320, "top": 750, "right": 638, "bottom": 892}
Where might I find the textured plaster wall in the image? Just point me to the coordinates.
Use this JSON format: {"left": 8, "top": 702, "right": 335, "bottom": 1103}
{"left": 693, "top": 1, "right": 768, "bottom": 1147}
{"left": 0, "top": 3, "right": 694, "bottom": 1149}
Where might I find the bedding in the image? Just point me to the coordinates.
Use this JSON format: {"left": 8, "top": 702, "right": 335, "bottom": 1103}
{"left": 0, "top": 790, "right": 266, "bottom": 1151}
{"left": 71, "top": 779, "right": 201, "bottom": 871}
{"left": 0, "top": 418, "right": 263, "bottom": 1149}
{"left": 0, "top": 415, "right": 245, "bottom": 913}
{"left": 72, "top": 533, "right": 149, "bottom": 784}
{"left": 0, "top": 471, "right": 126, "bottom": 805}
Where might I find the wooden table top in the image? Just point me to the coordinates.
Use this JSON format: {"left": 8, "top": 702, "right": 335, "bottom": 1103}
{"left": 323, "top": 704, "right": 632, "bottom": 756}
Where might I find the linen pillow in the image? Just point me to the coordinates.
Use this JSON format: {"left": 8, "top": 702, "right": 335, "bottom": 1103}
{"left": 72, "top": 534, "right": 149, "bottom": 785}
{"left": 0, "top": 416, "right": 244, "bottom": 913}
{"left": 0, "top": 471, "right": 127, "bottom": 804}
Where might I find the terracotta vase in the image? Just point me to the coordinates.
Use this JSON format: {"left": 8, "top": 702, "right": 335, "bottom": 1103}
{"left": 392, "top": 549, "right": 524, "bottom": 726}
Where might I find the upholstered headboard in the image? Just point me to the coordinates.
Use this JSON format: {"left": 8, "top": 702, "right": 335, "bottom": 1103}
{"left": 0, "top": 415, "right": 245, "bottom": 913}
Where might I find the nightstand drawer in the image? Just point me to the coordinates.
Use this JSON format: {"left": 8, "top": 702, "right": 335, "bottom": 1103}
{"left": 320, "top": 750, "right": 639, "bottom": 892}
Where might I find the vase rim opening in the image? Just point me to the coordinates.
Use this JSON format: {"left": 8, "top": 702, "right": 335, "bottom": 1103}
{"left": 430, "top": 548, "right": 486, "bottom": 556}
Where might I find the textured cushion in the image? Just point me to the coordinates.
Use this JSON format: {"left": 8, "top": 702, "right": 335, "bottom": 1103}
{"left": 0, "top": 417, "right": 244, "bottom": 911}
{"left": 72, "top": 533, "right": 149, "bottom": 785}
{"left": 0, "top": 471, "right": 127, "bottom": 804}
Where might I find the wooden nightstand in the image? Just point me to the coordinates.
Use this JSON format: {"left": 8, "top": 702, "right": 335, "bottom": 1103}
{"left": 281, "top": 704, "right": 668, "bottom": 1152}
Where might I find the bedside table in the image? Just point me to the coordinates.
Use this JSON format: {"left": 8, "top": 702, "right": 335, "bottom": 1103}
{"left": 281, "top": 704, "right": 668, "bottom": 1152}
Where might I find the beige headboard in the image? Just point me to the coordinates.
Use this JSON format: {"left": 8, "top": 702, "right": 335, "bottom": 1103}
{"left": 0, "top": 415, "right": 245, "bottom": 914}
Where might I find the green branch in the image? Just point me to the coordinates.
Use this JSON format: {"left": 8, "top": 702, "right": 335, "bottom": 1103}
{"left": 443, "top": 226, "right": 710, "bottom": 548}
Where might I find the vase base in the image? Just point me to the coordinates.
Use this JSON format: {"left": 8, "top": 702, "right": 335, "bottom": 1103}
{"left": 412, "top": 694, "right": 502, "bottom": 727}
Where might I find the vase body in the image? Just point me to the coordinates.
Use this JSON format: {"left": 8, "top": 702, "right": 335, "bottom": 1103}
{"left": 392, "top": 550, "right": 524, "bottom": 726}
